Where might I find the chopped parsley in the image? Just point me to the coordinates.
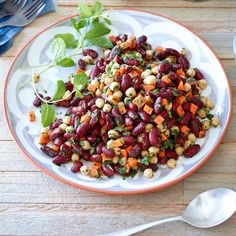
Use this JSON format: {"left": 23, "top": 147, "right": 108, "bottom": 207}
{"left": 140, "top": 156, "right": 150, "bottom": 166}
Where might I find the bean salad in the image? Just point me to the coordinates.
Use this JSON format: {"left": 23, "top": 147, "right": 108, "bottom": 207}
{"left": 34, "top": 34, "right": 220, "bottom": 179}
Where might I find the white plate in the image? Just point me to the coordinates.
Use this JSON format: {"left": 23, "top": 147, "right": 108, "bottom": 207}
{"left": 4, "top": 10, "right": 232, "bottom": 194}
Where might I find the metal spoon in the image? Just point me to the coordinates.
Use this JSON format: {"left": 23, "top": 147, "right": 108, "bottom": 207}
{"left": 0, "top": 0, "right": 27, "bottom": 18}
{"left": 101, "top": 188, "right": 236, "bottom": 236}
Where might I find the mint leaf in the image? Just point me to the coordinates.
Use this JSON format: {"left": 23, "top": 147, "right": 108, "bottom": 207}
{"left": 54, "top": 33, "right": 78, "bottom": 49}
{"left": 57, "top": 58, "right": 76, "bottom": 67}
{"left": 85, "top": 23, "right": 111, "bottom": 39}
{"left": 87, "top": 37, "right": 113, "bottom": 48}
{"left": 73, "top": 72, "right": 89, "bottom": 97}
{"left": 78, "top": 0, "right": 92, "bottom": 19}
{"left": 104, "top": 17, "right": 112, "bottom": 25}
{"left": 50, "top": 38, "right": 66, "bottom": 64}
{"left": 52, "top": 80, "right": 66, "bottom": 101}
{"left": 41, "top": 104, "right": 55, "bottom": 127}
{"left": 70, "top": 18, "right": 88, "bottom": 31}
{"left": 91, "top": 1, "right": 104, "bottom": 14}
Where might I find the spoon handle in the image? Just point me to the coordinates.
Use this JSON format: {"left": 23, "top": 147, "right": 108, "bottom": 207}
{"left": 100, "top": 215, "right": 183, "bottom": 236}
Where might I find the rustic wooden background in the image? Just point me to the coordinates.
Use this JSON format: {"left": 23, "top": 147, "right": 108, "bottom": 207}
{"left": 0, "top": 0, "right": 236, "bottom": 235}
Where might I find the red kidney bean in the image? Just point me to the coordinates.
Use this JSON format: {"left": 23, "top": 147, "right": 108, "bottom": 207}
{"left": 114, "top": 36, "right": 121, "bottom": 43}
{"left": 160, "top": 110, "right": 168, "bottom": 119}
{"left": 128, "top": 143, "right": 142, "bottom": 157}
{"left": 192, "top": 87, "right": 200, "bottom": 95}
{"left": 50, "top": 128, "right": 62, "bottom": 140}
{"left": 82, "top": 94, "right": 93, "bottom": 101}
{"left": 179, "top": 112, "right": 191, "bottom": 125}
{"left": 41, "top": 146, "right": 58, "bottom": 157}
{"left": 78, "top": 58, "right": 87, "bottom": 70}
{"left": 189, "top": 118, "right": 201, "bottom": 136}
{"left": 145, "top": 43, "right": 152, "bottom": 50}
{"left": 168, "top": 72, "right": 178, "bottom": 81}
{"left": 120, "top": 34, "right": 128, "bottom": 42}
{"left": 72, "top": 143, "right": 83, "bottom": 154}
{"left": 113, "top": 164, "right": 130, "bottom": 177}
{"left": 172, "top": 64, "right": 182, "bottom": 71}
{"left": 149, "top": 127, "right": 160, "bottom": 146}
{"left": 124, "top": 116, "right": 133, "bottom": 126}
{"left": 132, "top": 121, "right": 145, "bottom": 136}
{"left": 114, "top": 55, "right": 123, "bottom": 64}
{"left": 175, "top": 136, "right": 186, "bottom": 146}
{"left": 72, "top": 106, "right": 86, "bottom": 116}
{"left": 60, "top": 144, "right": 72, "bottom": 158}
{"left": 194, "top": 68, "right": 204, "bottom": 80}
{"left": 148, "top": 164, "right": 158, "bottom": 172}
{"left": 55, "top": 100, "right": 70, "bottom": 107}
{"left": 71, "top": 161, "right": 83, "bottom": 173}
{"left": 53, "top": 155, "right": 70, "bottom": 165}
{"left": 121, "top": 136, "right": 135, "bottom": 145}
{"left": 139, "top": 110, "right": 151, "bottom": 122}
{"left": 120, "top": 74, "right": 132, "bottom": 92}
{"left": 90, "top": 65, "right": 100, "bottom": 79}
{"left": 69, "top": 97, "right": 79, "bottom": 106}
{"left": 132, "top": 76, "right": 142, "bottom": 90}
{"left": 83, "top": 49, "right": 98, "bottom": 59}
{"left": 156, "top": 81, "right": 167, "bottom": 88}
{"left": 89, "top": 116, "right": 98, "bottom": 127}
{"left": 92, "top": 124, "right": 101, "bottom": 136}
{"left": 42, "top": 96, "right": 52, "bottom": 105}
{"left": 102, "top": 165, "right": 114, "bottom": 177}
{"left": 159, "top": 88, "right": 173, "bottom": 99}
{"left": 184, "top": 144, "right": 200, "bottom": 158}
{"left": 49, "top": 119, "right": 62, "bottom": 130}
{"left": 166, "top": 149, "right": 178, "bottom": 160}
{"left": 96, "top": 58, "right": 105, "bottom": 71}
{"left": 141, "top": 132, "right": 151, "bottom": 150}
{"left": 33, "top": 93, "right": 43, "bottom": 107}
{"left": 177, "top": 55, "right": 190, "bottom": 70}
{"left": 105, "top": 114, "right": 114, "bottom": 130}
{"left": 54, "top": 137, "right": 64, "bottom": 147}
{"left": 191, "top": 96, "right": 204, "bottom": 108}
{"left": 109, "top": 45, "right": 123, "bottom": 60}
{"left": 71, "top": 115, "right": 80, "bottom": 128}
{"left": 111, "top": 107, "right": 120, "bottom": 117}
{"left": 90, "top": 105, "right": 97, "bottom": 112}
{"left": 96, "top": 142, "right": 105, "bottom": 154}
{"left": 158, "top": 156, "right": 167, "bottom": 164}
{"left": 137, "top": 47, "right": 146, "bottom": 57}
{"left": 128, "top": 102, "right": 138, "bottom": 112}
{"left": 154, "top": 97, "right": 162, "bottom": 115}
{"left": 76, "top": 123, "right": 91, "bottom": 136}
{"left": 102, "top": 146, "right": 115, "bottom": 158}
{"left": 159, "top": 61, "right": 171, "bottom": 73}
{"left": 182, "top": 102, "right": 191, "bottom": 112}
{"left": 165, "top": 48, "right": 180, "bottom": 57}
{"left": 65, "top": 82, "right": 74, "bottom": 92}
{"left": 82, "top": 151, "right": 91, "bottom": 161}
{"left": 102, "top": 133, "right": 109, "bottom": 142}
{"left": 125, "top": 67, "right": 133, "bottom": 73}
{"left": 101, "top": 110, "right": 107, "bottom": 119}
{"left": 124, "top": 58, "right": 140, "bottom": 66}
{"left": 153, "top": 51, "right": 166, "bottom": 61}
{"left": 87, "top": 135, "right": 97, "bottom": 143}
{"left": 115, "top": 76, "right": 122, "bottom": 84}
{"left": 137, "top": 35, "right": 147, "bottom": 44}
{"left": 166, "top": 117, "right": 175, "bottom": 129}
{"left": 90, "top": 154, "right": 102, "bottom": 163}
{"left": 63, "top": 133, "right": 76, "bottom": 140}
{"left": 128, "top": 110, "right": 139, "bottom": 120}
{"left": 87, "top": 98, "right": 96, "bottom": 108}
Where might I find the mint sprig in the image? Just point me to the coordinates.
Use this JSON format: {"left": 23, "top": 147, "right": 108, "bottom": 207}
{"left": 41, "top": 104, "right": 55, "bottom": 128}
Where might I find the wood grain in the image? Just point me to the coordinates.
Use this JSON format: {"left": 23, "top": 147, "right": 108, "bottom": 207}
{"left": 1, "top": 1, "right": 236, "bottom": 235}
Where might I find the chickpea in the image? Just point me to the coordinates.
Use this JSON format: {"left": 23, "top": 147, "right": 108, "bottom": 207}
{"left": 184, "top": 140, "right": 192, "bottom": 149}
{"left": 157, "top": 123, "right": 166, "bottom": 132}
{"left": 84, "top": 55, "right": 93, "bottom": 64}
{"left": 166, "top": 56, "right": 176, "bottom": 64}
{"left": 202, "top": 119, "right": 211, "bottom": 130}
{"left": 95, "top": 98, "right": 105, "bottom": 108}
{"left": 167, "top": 159, "right": 177, "bottom": 168}
{"left": 206, "top": 99, "right": 214, "bottom": 110}
{"left": 175, "top": 146, "right": 184, "bottom": 156}
{"left": 95, "top": 89, "right": 102, "bottom": 97}
{"left": 151, "top": 66, "right": 159, "bottom": 75}
{"left": 141, "top": 69, "right": 152, "bottom": 79}
{"left": 149, "top": 156, "right": 158, "bottom": 164}
{"left": 112, "top": 156, "right": 120, "bottom": 164}
{"left": 120, "top": 157, "right": 127, "bottom": 166}
{"left": 110, "top": 82, "right": 120, "bottom": 91}
{"left": 186, "top": 68, "right": 196, "bottom": 77}
{"left": 198, "top": 79, "right": 207, "bottom": 90}
{"left": 148, "top": 146, "right": 159, "bottom": 155}
{"left": 170, "top": 126, "right": 180, "bottom": 135}
{"left": 113, "top": 90, "right": 123, "bottom": 99}
{"left": 145, "top": 123, "right": 153, "bottom": 133}
{"left": 63, "top": 90, "right": 72, "bottom": 100}
{"left": 188, "top": 133, "right": 196, "bottom": 143}
{"left": 107, "top": 140, "right": 113, "bottom": 149}
{"left": 118, "top": 102, "right": 125, "bottom": 108}
{"left": 85, "top": 69, "right": 91, "bottom": 78}
{"left": 114, "top": 148, "right": 121, "bottom": 156}
{"left": 103, "top": 103, "right": 112, "bottom": 113}
{"left": 66, "top": 126, "right": 74, "bottom": 133}
{"left": 104, "top": 76, "right": 114, "bottom": 85}
{"left": 141, "top": 150, "right": 149, "bottom": 157}
{"left": 165, "top": 129, "right": 170, "bottom": 137}
{"left": 80, "top": 166, "right": 90, "bottom": 176}
{"left": 143, "top": 168, "right": 153, "bottom": 179}
{"left": 90, "top": 80, "right": 99, "bottom": 89}
{"left": 184, "top": 82, "right": 191, "bottom": 92}
{"left": 65, "top": 141, "right": 72, "bottom": 147}
{"left": 71, "top": 153, "right": 80, "bottom": 162}
{"left": 211, "top": 117, "right": 220, "bottom": 127}
{"left": 164, "top": 102, "right": 172, "bottom": 111}
{"left": 63, "top": 116, "right": 71, "bottom": 125}
{"left": 145, "top": 50, "right": 153, "bottom": 60}
{"left": 41, "top": 127, "right": 49, "bottom": 134}
{"left": 125, "top": 87, "right": 136, "bottom": 98}
{"left": 59, "top": 123, "right": 67, "bottom": 131}
{"left": 143, "top": 75, "right": 156, "bottom": 85}
{"left": 108, "top": 130, "right": 120, "bottom": 139}
{"left": 33, "top": 74, "right": 40, "bottom": 83}
{"left": 181, "top": 48, "right": 187, "bottom": 55}
{"left": 89, "top": 147, "right": 95, "bottom": 155}
{"left": 80, "top": 140, "right": 91, "bottom": 150}
{"left": 104, "top": 49, "right": 111, "bottom": 59}
{"left": 197, "top": 108, "right": 206, "bottom": 118}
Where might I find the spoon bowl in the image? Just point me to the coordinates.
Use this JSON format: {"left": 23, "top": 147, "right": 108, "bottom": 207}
{"left": 183, "top": 188, "right": 236, "bottom": 228}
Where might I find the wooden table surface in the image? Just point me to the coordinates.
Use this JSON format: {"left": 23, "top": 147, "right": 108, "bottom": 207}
{"left": 0, "top": 0, "right": 236, "bottom": 235}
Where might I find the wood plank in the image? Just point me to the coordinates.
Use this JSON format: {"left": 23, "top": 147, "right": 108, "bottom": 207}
{"left": 58, "top": 0, "right": 236, "bottom": 8}
{"left": 1, "top": 7, "right": 236, "bottom": 58}
{"left": 0, "top": 203, "right": 235, "bottom": 236}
